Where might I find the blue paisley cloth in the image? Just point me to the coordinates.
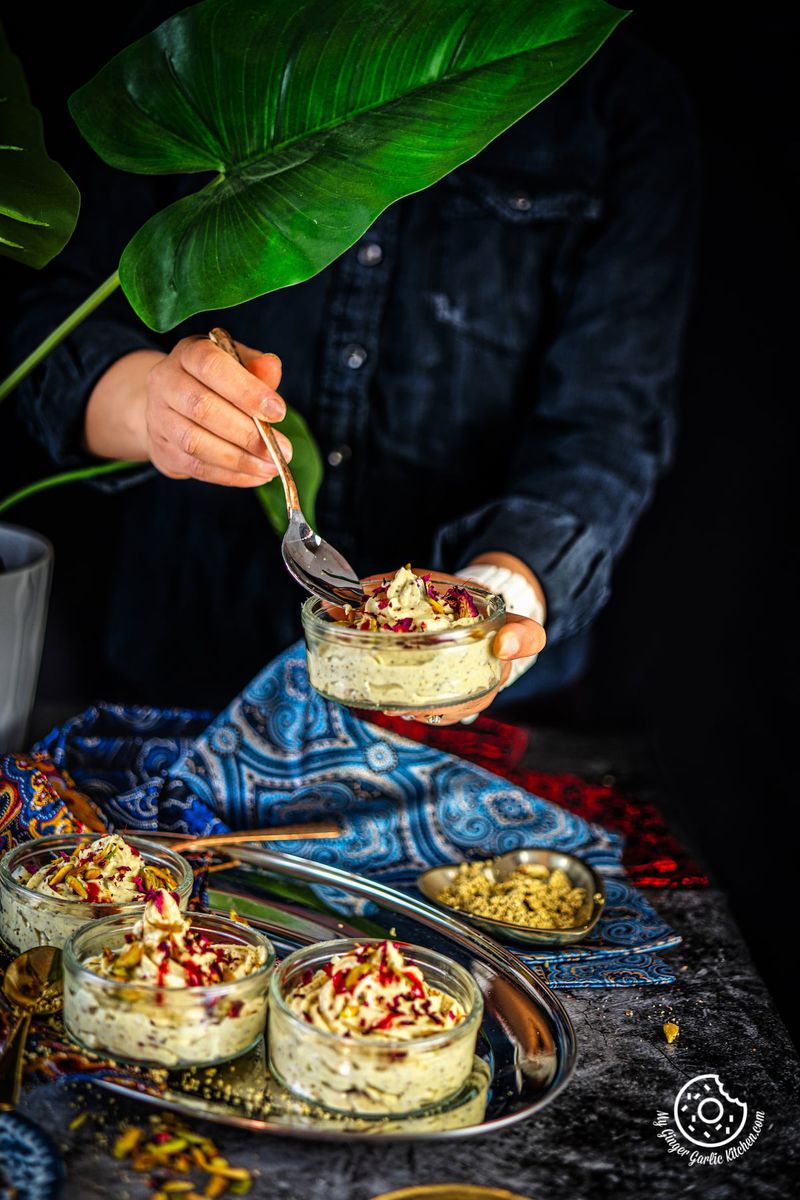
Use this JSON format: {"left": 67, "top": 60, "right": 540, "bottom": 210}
{"left": 25, "top": 644, "right": 680, "bottom": 988}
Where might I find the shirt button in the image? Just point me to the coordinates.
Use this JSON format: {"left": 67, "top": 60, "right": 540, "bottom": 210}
{"left": 327, "top": 445, "right": 352, "bottom": 467}
{"left": 357, "top": 241, "right": 383, "bottom": 266}
{"left": 343, "top": 344, "right": 367, "bottom": 369}
{"left": 508, "top": 192, "right": 532, "bottom": 212}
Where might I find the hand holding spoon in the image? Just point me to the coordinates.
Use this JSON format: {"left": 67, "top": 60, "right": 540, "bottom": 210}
{"left": 208, "top": 328, "right": 365, "bottom": 607}
{"left": 0, "top": 946, "right": 62, "bottom": 1110}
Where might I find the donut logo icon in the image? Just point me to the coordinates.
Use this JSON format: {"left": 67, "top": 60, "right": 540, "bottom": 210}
{"left": 674, "top": 1074, "right": 748, "bottom": 1148}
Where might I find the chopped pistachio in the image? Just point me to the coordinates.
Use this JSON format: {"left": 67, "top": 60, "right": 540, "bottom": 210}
{"left": 67, "top": 875, "right": 88, "bottom": 899}
{"left": 438, "top": 858, "right": 588, "bottom": 929}
{"left": 112, "top": 1126, "right": 143, "bottom": 1158}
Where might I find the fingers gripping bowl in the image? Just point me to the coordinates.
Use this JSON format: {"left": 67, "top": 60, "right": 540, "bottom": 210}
{"left": 268, "top": 938, "right": 483, "bottom": 1117}
{"left": 302, "top": 568, "right": 506, "bottom": 711}
{"left": 0, "top": 833, "right": 193, "bottom": 953}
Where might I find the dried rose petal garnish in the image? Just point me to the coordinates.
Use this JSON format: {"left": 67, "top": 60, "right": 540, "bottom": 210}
{"left": 338, "top": 566, "right": 482, "bottom": 634}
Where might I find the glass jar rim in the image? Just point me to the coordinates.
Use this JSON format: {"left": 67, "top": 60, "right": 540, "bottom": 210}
{"left": 0, "top": 833, "right": 194, "bottom": 910}
{"left": 301, "top": 578, "right": 505, "bottom": 645}
{"left": 63, "top": 908, "right": 276, "bottom": 997}
{"left": 270, "top": 937, "right": 483, "bottom": 1049}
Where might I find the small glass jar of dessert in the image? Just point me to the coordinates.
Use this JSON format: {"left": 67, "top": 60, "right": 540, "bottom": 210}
{"left": 302, "top": 566, "right": 506, "bottom": 712}
{"left": 268, "top": 938, "right": 483, "bottom": 1117}
{"left": 0, "top": 832, "right": 193, "bottom": 953}
{"left": 63, "top": 890, "right": 275, "bottom": 1069}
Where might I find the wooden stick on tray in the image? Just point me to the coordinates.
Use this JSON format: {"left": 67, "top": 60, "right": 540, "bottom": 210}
{"left": 132, "top": 823, "right": 340, "bottom": 852}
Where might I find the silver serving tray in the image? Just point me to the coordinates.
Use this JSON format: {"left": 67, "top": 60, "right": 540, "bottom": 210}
{"left": 417, "top": 847, "right": 606, "bottom": 947}
{"left": 93, "top": 847, "right": 577, "bottom": 1141}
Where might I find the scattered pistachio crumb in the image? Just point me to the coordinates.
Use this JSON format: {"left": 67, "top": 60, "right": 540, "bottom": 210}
{"left": 109, "top": 1113, "right": 251, "bottom": 1200}
{"left": 663, "top": 1021, "right": 680, "bottom": 1044}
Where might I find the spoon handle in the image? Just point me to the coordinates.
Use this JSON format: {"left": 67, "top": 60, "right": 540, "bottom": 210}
{"left": 208, "top": 327, "right": 301, "bottom": 516}
{"left": 0, "top": 1010, "right": 32, "bottom": 1110}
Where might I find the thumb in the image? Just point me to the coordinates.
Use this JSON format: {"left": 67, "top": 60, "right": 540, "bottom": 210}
{"left": 494, "top": 614, "right": 546, "bottom": 660}
{"left": 235, "top": 341, "right": 283, "bottom": 390}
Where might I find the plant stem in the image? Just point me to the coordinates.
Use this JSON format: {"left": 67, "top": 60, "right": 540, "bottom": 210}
{"left": 0, "top": 270, "right": 121, "bottom": 403}
{"left": 0, "top": 459, "right": 137, "bottom": 516}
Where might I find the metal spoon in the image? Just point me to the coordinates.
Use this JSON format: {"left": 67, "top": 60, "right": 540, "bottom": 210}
{"left": 208, "top": 328, "right": 365, "bottom": 607}
{"left": 0, "top": 946, "right": 63, "bottom": 1110}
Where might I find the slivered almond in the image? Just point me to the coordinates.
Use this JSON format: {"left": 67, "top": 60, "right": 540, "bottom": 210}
{"left": 48, "top": 861, "right": 73, "bottom": 886}
{"left": 146, "top": 865, "right": 177, "bottom": 885}
{"left": 115, "top": 942, "right": 143, "bottom": 969}
{"left": 132, "top": 1152, "right": 159, "bottom": 1170}
{"left": 113, "top": 1126, "right": 142, "bottom": 1158}
{"left": 205, "top": 1166, "right": 250, "bottom": 1181}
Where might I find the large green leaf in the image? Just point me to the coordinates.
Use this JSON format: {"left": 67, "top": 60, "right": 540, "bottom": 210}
{"left": 0, "top": 21, "right": 80, "bottom": 267}
{"left": 255, "top": 402, "right": 323, "bottom": 536}
{"left": 70, "top": 0, "right": 625, "bottom": 332}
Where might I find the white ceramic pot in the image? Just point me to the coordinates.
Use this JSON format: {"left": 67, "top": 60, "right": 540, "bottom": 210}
{"left": 0, "top": 523, "right": 53, "bottom": 751}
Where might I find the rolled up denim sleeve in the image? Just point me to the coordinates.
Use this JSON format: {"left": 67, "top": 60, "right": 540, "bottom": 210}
{"left": 14, "top": 272, "right": 161, "bottom": 491}
{"left": 11, "top": 125, "right": 165, "bottom": 493}
{"left": 434, "top": 46, "right": 700, "bottom": 643}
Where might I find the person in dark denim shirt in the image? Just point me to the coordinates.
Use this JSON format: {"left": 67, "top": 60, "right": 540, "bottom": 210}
{"left": 12, "top": 26, "right": 698, "bottom": 711}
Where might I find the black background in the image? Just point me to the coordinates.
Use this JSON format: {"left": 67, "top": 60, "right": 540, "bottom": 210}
{"left": 1, "top": 5, "right": 798, "bottom": 1038}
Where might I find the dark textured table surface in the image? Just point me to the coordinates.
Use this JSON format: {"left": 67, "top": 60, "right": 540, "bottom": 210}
{"left": 14, "top": 727, "right": 800, "bottom": 1199}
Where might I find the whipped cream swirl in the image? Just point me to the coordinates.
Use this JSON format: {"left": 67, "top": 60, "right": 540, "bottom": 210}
{"left": 84, "top": 890, "right": 266, "bottom": 988}
{"left": 23, "top": 833, "right": 156, "bottom": 904}
{"left": 344, "top": 566, "right": 480, "bottom": 634}
{"left": 286, "top": 940, "right": 466, "bottom": 1040}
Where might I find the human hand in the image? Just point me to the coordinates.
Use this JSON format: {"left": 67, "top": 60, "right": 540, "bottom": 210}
{"left": 143, "top": 336, "right": 292, "bottom": 486}
{"left": 407, "top": 612, "right": 545, "bottom": 726}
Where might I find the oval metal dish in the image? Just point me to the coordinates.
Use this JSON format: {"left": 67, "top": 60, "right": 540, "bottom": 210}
{"left": 417, "top": 847, "right": 605, "bottom": 947}
{"left": 89, "top": 847, "right": 577, "bottom": 1142}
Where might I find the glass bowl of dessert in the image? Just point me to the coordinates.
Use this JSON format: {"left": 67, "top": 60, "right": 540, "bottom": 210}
{"left": 301, "top": 566, "right": 506, "bottom": 711}
{"left": 63, "top": 890, "right": 275, "bottom": 1069}
{"left": 0, "top": 832, "right": 193, "bottom": 954}
{"left": 268, "top": 938, "right": 483, "bottom": 1117}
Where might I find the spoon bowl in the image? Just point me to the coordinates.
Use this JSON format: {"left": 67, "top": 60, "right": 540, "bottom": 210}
{"left": 0, "top": 945, "right": 62, "bottom": 1109}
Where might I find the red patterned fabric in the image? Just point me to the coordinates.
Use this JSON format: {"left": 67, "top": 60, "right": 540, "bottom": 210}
{"left": 364, "top": 713, "right": 709, "bottom": 888}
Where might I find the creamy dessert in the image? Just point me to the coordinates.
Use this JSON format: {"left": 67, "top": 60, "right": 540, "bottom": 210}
{"left": 302, "top": 566, "right": 505, "bottom": 710}
{"left": 0, "top": 833, "right": 191, "bottom": 953}
{"left": 23, "top": 833, "right": 173, "bottom": 903}
{"left": 269, "top": 939, "right": 482, "bottom": 1115}
{"left": 63, "top": 890, "right": 274, "bottom": 1068}
{"left": 345, "top": 566, "right": 482, "bottom": 634}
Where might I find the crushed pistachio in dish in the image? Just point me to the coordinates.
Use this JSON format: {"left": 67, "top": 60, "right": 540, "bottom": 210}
{"left": 341, "top": 565, "right": 480, "bottom": 633}
{"left": 437, "top": 859, "right": 588, "bottom": 929}
{"left": 21, "top": 832, "right": 175, "bottom": 904}
{"left": 286, "top": 939, "right": 466, "bottom": 1039}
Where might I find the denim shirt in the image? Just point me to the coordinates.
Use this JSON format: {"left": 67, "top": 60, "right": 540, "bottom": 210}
{"left": 12, "top": 31, "right": 699, "bottom": 705}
